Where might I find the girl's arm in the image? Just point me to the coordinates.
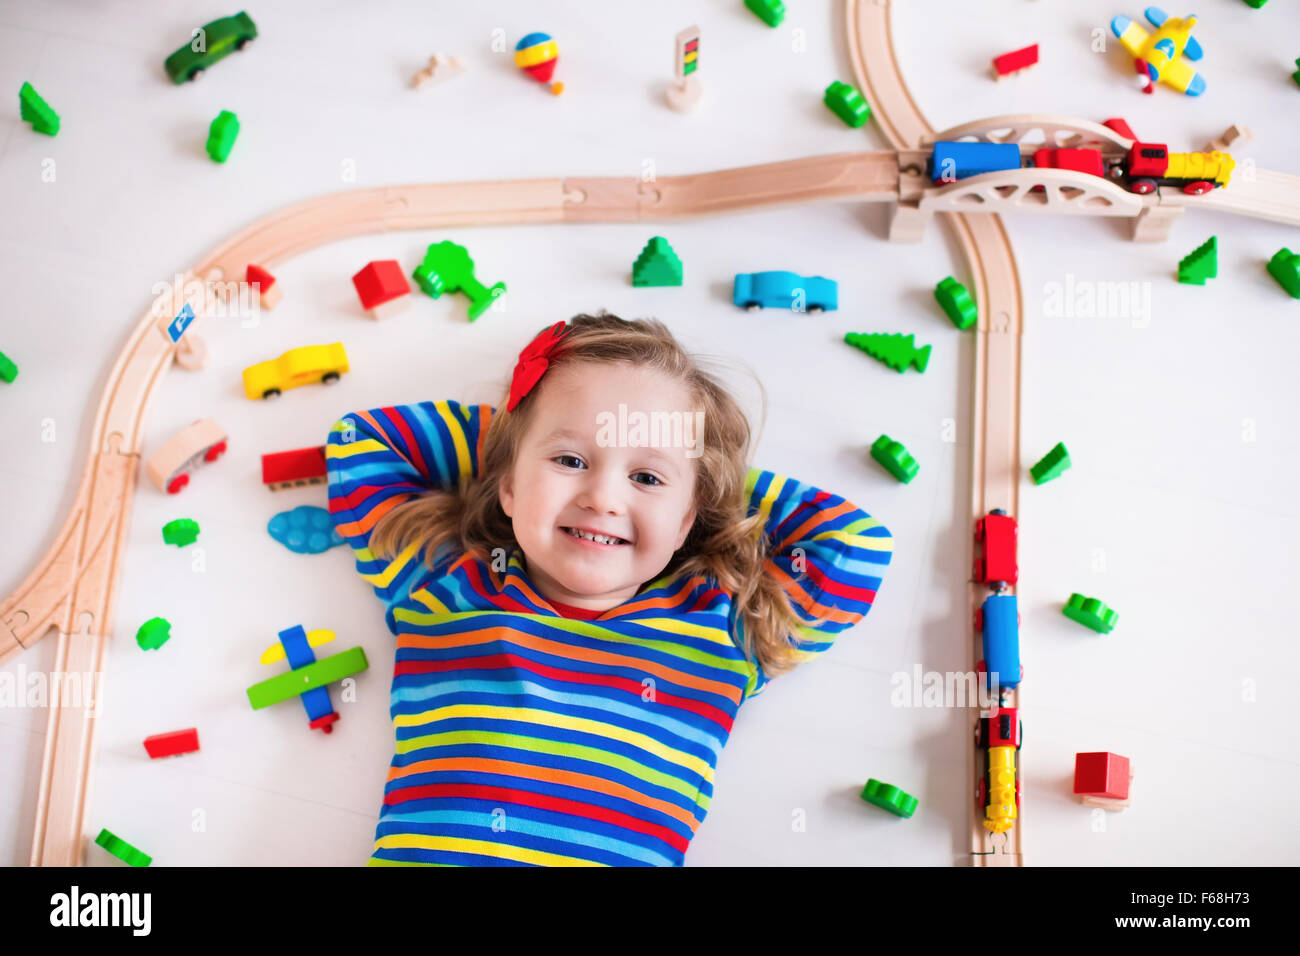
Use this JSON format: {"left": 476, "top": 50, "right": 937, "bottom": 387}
{"left": 739, "top": 466, "right": 893, "bottom": 699}
{"left": 326, "top": 401, "right": 494, "bottom": 623}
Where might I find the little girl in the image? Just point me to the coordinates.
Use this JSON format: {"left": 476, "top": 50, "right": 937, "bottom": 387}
{"left": 326, "top": 312, "right": 893, "bottom": 866}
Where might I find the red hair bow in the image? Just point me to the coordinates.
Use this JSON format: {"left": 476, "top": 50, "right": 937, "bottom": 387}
{"left": 507, "top": 321, "right": 572, "bottom": 412}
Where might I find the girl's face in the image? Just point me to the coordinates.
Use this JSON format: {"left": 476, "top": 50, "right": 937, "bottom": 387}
{"left": 499, "top": 361, "right": 699, "bottom": 612}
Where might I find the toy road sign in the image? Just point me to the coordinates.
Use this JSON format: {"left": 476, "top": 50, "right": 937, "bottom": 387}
{"left": 166, "top": 302, "right": 195, "bottom": 344}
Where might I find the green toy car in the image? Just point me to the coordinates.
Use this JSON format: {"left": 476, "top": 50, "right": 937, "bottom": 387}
{"left": 164, "top": 11, "right": 258, "bottom": 84}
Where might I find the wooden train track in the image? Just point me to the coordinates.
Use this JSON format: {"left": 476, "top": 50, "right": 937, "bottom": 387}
{"left": 7, "top": 1, "right": 1298, "bottom": 866}
{"left": 847, "top": 0, "right": 1024, "bottom": 865}
{"left": 0, "top": 152, "right": 920, "bottom": 866}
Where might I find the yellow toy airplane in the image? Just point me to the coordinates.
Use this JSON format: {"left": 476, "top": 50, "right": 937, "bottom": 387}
{"left": 1111, "top": 7, "right": 1206, "bottom": 96}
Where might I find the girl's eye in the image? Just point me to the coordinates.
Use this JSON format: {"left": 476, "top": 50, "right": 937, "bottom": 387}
{"left": 633, "top": 472, "right": 662, "bottom": 487}
{"left": 554, "top": 455, "right": 584, "bottom": 469}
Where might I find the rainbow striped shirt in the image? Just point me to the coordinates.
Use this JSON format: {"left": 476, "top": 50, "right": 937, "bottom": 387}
{"left": 326, "top": 401, "right": 892, "bottom": 866}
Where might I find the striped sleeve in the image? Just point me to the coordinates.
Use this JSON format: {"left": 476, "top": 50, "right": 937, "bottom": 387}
{"left": 326, "top": 401, "right": 494, "bottom": 628}
{"left": 739, "top": 467, "right": 893, "bottom": 699}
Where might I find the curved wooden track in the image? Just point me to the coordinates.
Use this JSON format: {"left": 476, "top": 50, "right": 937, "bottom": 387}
{"left": 7, "top": 1, "right": 1297, "bottom": 867}
{"left": 1, "top": 152, "right": 906, "bottom": 865}
{"left": 847, "top": 0, "right": 1023, "bottom": 865}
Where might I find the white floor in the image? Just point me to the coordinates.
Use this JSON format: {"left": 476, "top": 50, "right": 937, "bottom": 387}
{"left": 1, "top": 0, "right": 1297, "bottom": 866}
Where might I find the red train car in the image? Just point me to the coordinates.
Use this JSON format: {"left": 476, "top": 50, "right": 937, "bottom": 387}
{"left": 261, "top": 445, "right": 328, "bottom": 490}
{"left": 1032, "top": 147, "right": 1106, "bottom": 179}
{"left": 973, "top": 508, "right": 1018, "bottom": 589}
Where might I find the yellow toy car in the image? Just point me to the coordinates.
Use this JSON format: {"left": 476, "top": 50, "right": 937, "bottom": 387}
{"left": 243, "top": 343, "right": 349, "bottom": 400}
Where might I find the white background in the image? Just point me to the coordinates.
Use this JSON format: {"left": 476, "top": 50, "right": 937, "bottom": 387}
{"left": 1, "top": 0, "right": 1298, "bottom": 866}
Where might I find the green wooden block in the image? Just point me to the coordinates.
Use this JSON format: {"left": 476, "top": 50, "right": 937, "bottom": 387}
{"left": 1266, "top": 248, "right": 1300, "bottom": 298}
{"left": 206, "top": 110, "right": 240, "bottom": 162}
{"left": 745, "top": 0, "right": 786, "bottom": 28}
{"left": 1030, "top": 442, "right": 1071, "bottom": 484}
{"left": 135, "top": 617, "right": 172, "bottom": 651}
{"left": 935, "top": 276, "right": 976, "bottom": 330}
{"left": 0, "top": 349, "right": 17, "bottom": 383}
{"left": 94, "top": 828, "right": 152, "bottom": 866}
{"left": 246, "top": 646, "right": 369, "bottom": 710}
{"left": 860, "top": 778, "right": 918, "bottom": 818}
{"left": 870, "top": 434, "right": 918, "bottom": 483}
{"left": 1062, "top": 593, "right": 1118, "bottom": 634}
{"left": 162, "top": 518, "right": 200, "bottom": 547}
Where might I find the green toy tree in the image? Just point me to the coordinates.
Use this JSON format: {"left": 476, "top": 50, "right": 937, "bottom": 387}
{"left": 413, "top": 241, "right": 507, "bottom": 320}
{"left": 844, "top": 332, "right": 931, "bottom": 373}
{"left": 1177, "top": 236, "right": 1217, "bottom": 285}
{"left": 19, "top": 81, "right": 59, "bottom": 136}
{"left": 632, "top": 237, "right": 683, "bottom": 287}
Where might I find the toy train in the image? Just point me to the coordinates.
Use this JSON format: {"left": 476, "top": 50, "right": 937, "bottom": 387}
{"left": 972, "top": 508, "right": 1023, "bottom": 834}
{"left": 261, "top": 445, "right": 328, "bottom": 490}
{"left": 975, "top": 706, "right": 1022, "bottom": 834}
{"left": 973, "top": 508, "right": 1017, "bottom": 590}
{"left": 931, "top": 139, "right": 1234, "bottom": 196}
{"left": 976, "top": 592, "right": 1020, "bottom": 691}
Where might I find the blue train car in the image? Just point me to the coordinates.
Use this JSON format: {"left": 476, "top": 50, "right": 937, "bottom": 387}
{"left": 931, "top": 141, "right": 1022, "bottom": 184}
{"left": 978, "top": 593, "right": 1020, "bottom": 690}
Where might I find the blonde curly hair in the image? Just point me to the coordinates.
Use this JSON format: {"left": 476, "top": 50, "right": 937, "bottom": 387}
{"left": 370, "top": 312, "right": 809, "bottom": 680}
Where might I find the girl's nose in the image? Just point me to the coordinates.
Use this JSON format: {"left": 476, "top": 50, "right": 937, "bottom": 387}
{"left": 577, "top": 468, "right": 624, "bottom": 515}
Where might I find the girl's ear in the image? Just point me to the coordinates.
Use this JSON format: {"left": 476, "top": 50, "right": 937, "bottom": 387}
{"left": 499, "top": 471, "right": 514, "bottom": 518}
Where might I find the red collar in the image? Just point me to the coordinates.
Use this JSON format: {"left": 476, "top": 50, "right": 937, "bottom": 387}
{"left": 547, "top": 598, "right": 607, "bottom": 620}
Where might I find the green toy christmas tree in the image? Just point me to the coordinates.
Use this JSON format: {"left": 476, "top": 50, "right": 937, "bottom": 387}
{"left": 844, "top": 332, "right": 931, "bottom": 373}
{"left": 632, "top": 237, "right": 683, "bottom": 287}
{"left": 19, "top": 81, "right": 59, "bottom": 136}
{"left": 1177, "top": 236, "right": 1217, "bottom": 285}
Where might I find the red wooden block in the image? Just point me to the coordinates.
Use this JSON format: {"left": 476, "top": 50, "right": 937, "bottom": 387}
{"left": 1073, "top": 751, "right": 1130, "bottom": 799}
{"left": 993, "top": 43, "right": 1039, "bottom": 78}
{"left": 246, "top": 263, "right": 282, "bottom": 309}
{"left": 351, "top": 260, "right": 411, "bottom": 319}
{"left": 144, "top": 728, "right": 200, "bottom": 759}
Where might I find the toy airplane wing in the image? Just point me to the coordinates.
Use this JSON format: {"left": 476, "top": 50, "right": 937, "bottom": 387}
{"left": 259, "top": 628, "right": 336, "bottom": 665}
{"left": 1111, "top": 16, "right": 1150, "bottom": 58}
{"left": 1158, "top": 54, "right": 1206, "bottom": 95}
{"left": 1143, "top": 6, "right": 1168, "bottom": 28}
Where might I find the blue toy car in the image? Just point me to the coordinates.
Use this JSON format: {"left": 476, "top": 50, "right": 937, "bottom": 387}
{"left": 732, "top": 271, "right": 838, "bottom": 312}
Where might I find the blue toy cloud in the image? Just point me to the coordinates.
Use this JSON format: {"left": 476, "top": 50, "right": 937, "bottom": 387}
{"left": 267, "top": 505, "right": 344, "bottom": 555}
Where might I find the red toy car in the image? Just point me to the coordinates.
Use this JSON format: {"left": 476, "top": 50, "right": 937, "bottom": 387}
{"left": 973, "top": 508, "right": 1018, "bottom": 589}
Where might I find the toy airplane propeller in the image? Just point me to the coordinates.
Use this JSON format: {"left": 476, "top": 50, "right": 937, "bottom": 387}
{"left": 1111, "top": 7, "right": 1206, "bottom": 96}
